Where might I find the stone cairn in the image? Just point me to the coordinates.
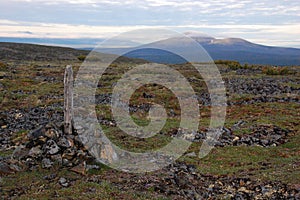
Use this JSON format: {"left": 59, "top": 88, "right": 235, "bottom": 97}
{"left": 1, "top": 66, "right": 95, "bottom": 176}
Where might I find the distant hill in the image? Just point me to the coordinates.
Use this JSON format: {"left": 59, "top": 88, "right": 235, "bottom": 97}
{"left": 0, "top": 42, "right": 89, "bottom": 61}
{"left": 0, "top": 42, "right": 147, "bottom": 64}
{"left": 95, "top": 36, "right": 300, "bottom": 66}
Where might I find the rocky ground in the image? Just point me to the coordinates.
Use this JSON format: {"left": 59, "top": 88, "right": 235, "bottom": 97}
{"left": 0, "top": 43, "right": 300, "bottom": 199}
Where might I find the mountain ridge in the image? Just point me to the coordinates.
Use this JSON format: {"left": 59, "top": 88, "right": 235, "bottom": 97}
{"left": 95, "top": 35, "right": 300, "bottom": 66}
{"left": 1, "top": 36, "right": 300, "bottom": 65}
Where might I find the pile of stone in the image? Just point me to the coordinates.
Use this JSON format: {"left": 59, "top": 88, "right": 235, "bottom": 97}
{"left": 192, "top": 124, "right": 291, "bottom": 147}
{"left": 23, "top": 122, "right": 92, "bottom": 169}
{"left": 196, "top": 77, "right": 300, "bottom": 106}
{"left": 229, "top": 96, "right": 300, "bottom": 105}
{"left": 92, "top": 76, "right": 300, "bottom": 107}
{"left": 0, "top": 105, "right": 63, "bottom": 150}
{"left": 232, "top": 124, "right": 290, "bottom": 147}
{"left": 227, "top": 77, "right": 300, "bottom": 96}
{"left": 159, "top": 162, "right": 299, "bottom": 199}
{"left": 109, "top": 162, "right": 300, "bottom": 199}
{"left": 0, "top": 117, "right": 93, "bottom": 175}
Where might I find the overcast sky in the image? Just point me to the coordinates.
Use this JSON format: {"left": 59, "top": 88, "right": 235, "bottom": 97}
{"left": 0, "top": 0, "right": 299, "bottom": 47}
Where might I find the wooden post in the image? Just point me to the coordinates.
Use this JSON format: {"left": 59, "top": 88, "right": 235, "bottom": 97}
{"left": 64, "top": 65, "right": 73, "bottom": 135}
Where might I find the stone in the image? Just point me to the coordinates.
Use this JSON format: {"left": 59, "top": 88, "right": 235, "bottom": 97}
{"left": 58, "top": 177, "right": 69, "bottom": 187}
{"left": 25, "top": 157, "right": 36, "bottom": 169}
{"left": 44, "top": 139, "right": 60, "bottom": 155}
{"left": 12, "top": 145, "right": 29, "bottom": 160}
{"left": 0, "top": 162, "right": 15, "bottom": 175}
{"left": 8, "top": 163, "right": 22, "bottom": 172}
{"left": 194, "top": 132, "right": 206, "bottom": 140}
{"left": 62, "top": 158, "right": 72, "bottom": 167}
{"left": 86, "top": 164, "right": 100, "bottom": 171}
{"left": 57, "top": 137, "right": 73, "bottom": 148}
{"left": 261, "top": 139, "right": 269, "bottom": 146}
{"left": 51, "top": 154, "right": 62, "bottom": 165}
{"left": 14, "top": 113, "right": 23, "bottom": 119}
{"left": 43, "top": 173, "right": 56, "bottom": 180}
{"left": 28, "top": 146, "right": 42, "bottom": 158}
{"left": 62, "top": 147, "right": 76, "bottom": 160}
{"left": 70, "top": 161, "right": 86, "bottom": 175}
{"left": 185, "top": 152, "right": 197, "bottom": 157}
{"left": 27, "top": 126, "right": 45, "bottom": 140}
{"left": 100, "top": 144, "right": 118, "bottom": 163}
{"left": 45, "top": 128, "right": 59, "bottom": 139}
{"left": 233, "top": 136, "right": 240, "bottom": 142}
{"left": 176, "top": 129, "right": 197, "bottom": 141}
{"left": 42, "top": 158, "right": 53, "bottom": 169}
{"left": 238, "top": 186, "right": 252, "bottom": 194}
{"left": 76, "top": 149, "right": 87, "bottom": 158}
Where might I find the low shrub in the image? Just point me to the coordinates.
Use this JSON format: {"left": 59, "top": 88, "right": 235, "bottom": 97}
{"left": 77, "top": 55, "right": 86, "bottom": 61}
{"left": 0, "top": 61, "right": 7, "bottom": 70}
{"left": 214, "top": 60, "right": 252, "bottom": 70}
{"left": 262, "top": 66, "right": 291, "bottom": 75}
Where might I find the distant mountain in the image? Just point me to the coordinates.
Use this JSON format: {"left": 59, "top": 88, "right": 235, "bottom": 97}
{"left": 1, "top": 36, "right": 299, "bottom": 65}
{"left": 95, "top": 36, "right": 300, "bottom": 66}
{"left": 0, "top": 42, "right": 147, "bottom": 64}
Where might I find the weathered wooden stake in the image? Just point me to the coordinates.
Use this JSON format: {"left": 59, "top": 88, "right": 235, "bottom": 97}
{"left": 64, "top": 65, "right": 73, "bottom": 135}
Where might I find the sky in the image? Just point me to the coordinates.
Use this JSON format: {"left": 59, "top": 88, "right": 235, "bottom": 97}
{"left": 0, "top": 0, "right": 299, "bottom": 47}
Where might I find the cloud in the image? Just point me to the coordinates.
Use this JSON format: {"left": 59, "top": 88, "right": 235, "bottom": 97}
{"left": 17, "top": 31, "right": 33, "bottom": 34}
{"left": 6, "top": 0, "right": 299, "bottom": 14}
{"left": 0, "top": 20, "right": 156, "bottom": 39}
{"left": 4, "top": 0, "right": 298, "bottom": 26}
{"left": 0, "top": 19, "right": 299, "bottom": 47}
{"left": 1, "top": 0, "right": 299, "bottom": 47}
{"left": 0, "top": 19, "right": 19, "bottom": 25}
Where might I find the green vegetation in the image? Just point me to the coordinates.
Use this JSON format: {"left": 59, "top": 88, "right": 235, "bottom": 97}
{"left": 0, "top": 61, "right": 8, "bottom": 70}
{"left": 214, "top": 60, "right": 256, "bottom": 70}
{"left": 1, "top": 51, "right": 299, "bottom": 199}
{"left": 77, "top": 55, "right": 87, "bottom": 61}
{"left": 262, "top": 66, "right": 293, "bottom": 75}
{"left": 1, "top": 167, "right": 169, "bottom": 200}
